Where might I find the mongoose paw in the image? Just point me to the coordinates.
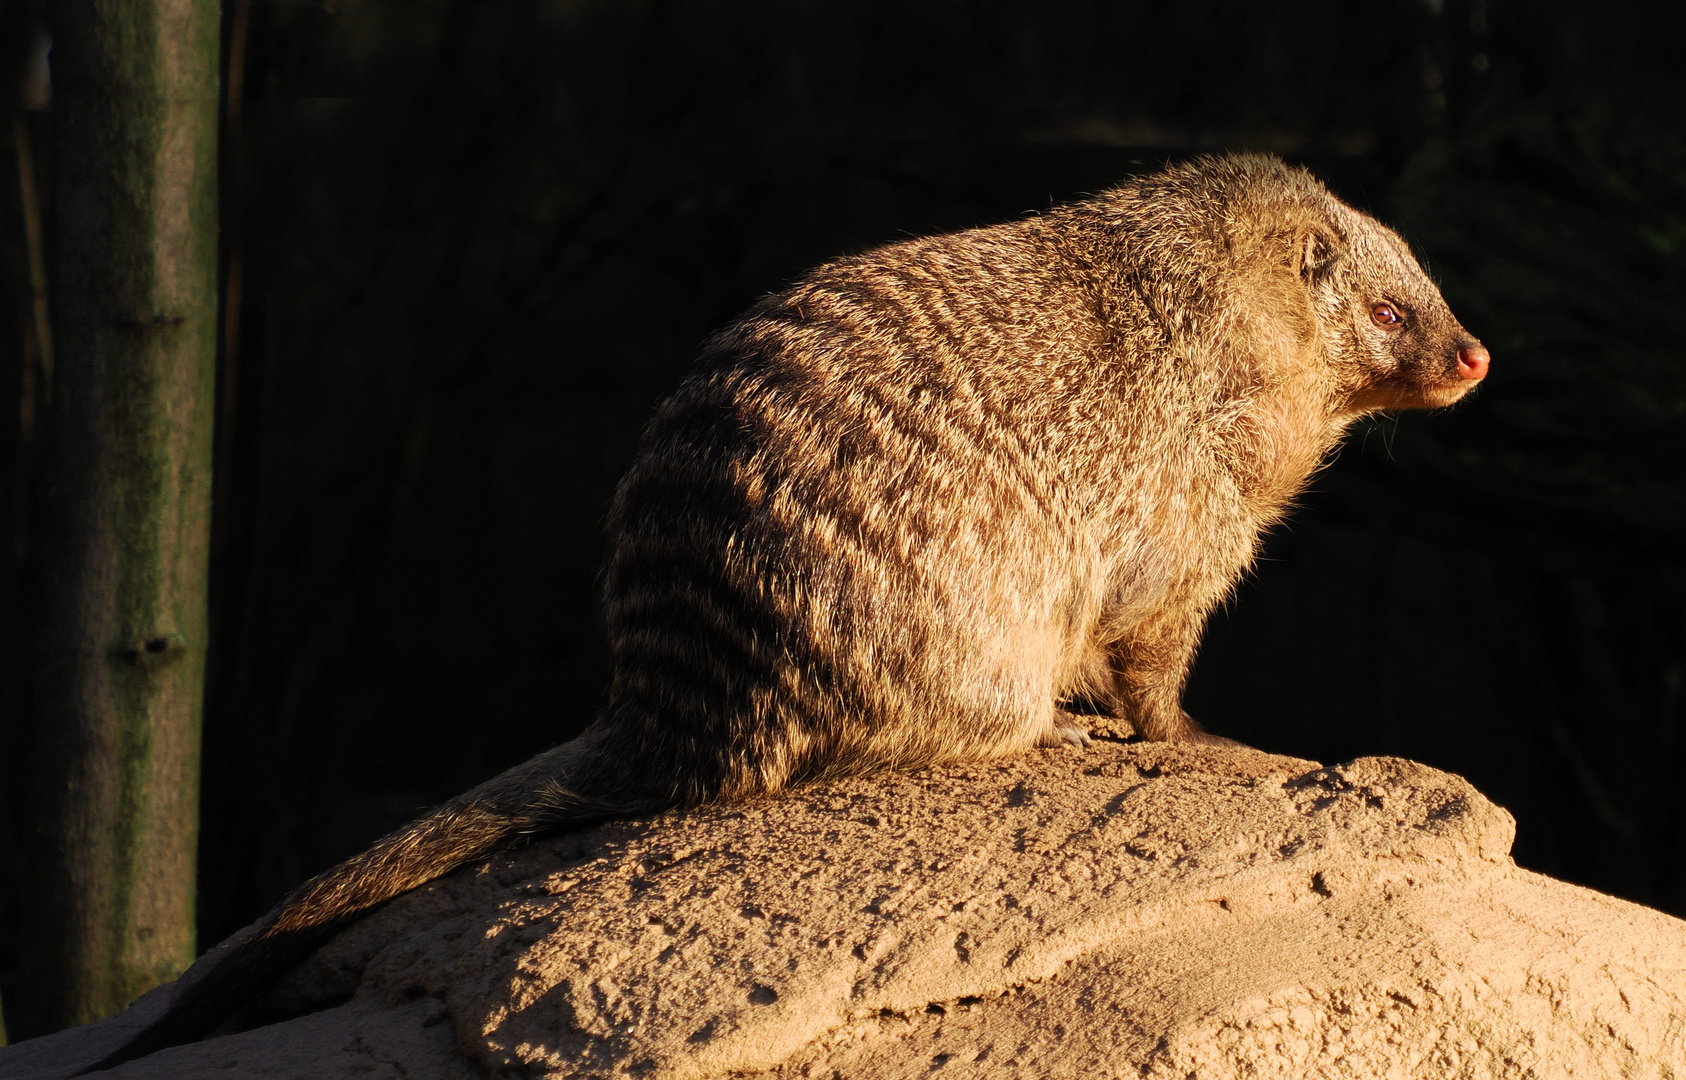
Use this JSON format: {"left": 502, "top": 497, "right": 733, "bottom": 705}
{"left": 1157, "top": 710, "right": 1247, "bottom": 749}
{"left": 1039, "top": 721, "right": 1093, "bottom": 748}
{"left": 1177, "top": 729, "right": 1247, "bottom": 749}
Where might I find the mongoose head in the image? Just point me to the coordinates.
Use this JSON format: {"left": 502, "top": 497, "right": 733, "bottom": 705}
{"left": 1300, "top": 200, "right": 1489, "bottom": 414}
{"left": 1120, "top": 154, "right": 1487, "bottom": 418}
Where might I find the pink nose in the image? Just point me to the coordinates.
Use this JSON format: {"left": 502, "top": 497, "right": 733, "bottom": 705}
{"left": 1456, "top": 344, "right": 1490, "bottom": 381}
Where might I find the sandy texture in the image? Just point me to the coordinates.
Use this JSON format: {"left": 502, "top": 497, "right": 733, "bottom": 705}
{"left": 7, "top": 742, "right": 1686, "bottom": 1078}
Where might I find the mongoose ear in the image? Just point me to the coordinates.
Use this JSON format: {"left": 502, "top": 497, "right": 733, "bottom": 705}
{"left": 1298, "top": 227, "right": 1342, "bottom": 285}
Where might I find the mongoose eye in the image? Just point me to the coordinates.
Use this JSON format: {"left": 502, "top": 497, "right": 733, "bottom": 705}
{"left": 1371, "top": 303, "right": 1402, "bottom": 327}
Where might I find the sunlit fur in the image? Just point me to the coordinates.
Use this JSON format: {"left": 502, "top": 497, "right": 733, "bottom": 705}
{"left": 93, "top": 153, "right": 1483, "bottom": 1070}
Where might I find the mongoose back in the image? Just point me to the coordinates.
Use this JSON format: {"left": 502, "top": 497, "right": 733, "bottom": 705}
{"left": 95, "top": 153, "right": 1489, "bottom": 1068}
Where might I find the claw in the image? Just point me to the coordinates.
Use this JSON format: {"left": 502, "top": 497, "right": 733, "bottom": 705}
{"left": 1039, "top": 721, "right": 1093, "bottom": 748}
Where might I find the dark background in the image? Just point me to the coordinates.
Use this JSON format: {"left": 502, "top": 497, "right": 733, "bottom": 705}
{"left": 2, "top": 0, "right": 1684, "bottom": 1035}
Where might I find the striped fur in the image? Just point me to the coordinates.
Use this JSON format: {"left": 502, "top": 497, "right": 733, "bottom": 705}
{"left": 90, "top": 153, "right": 1483, "bottom": 1070}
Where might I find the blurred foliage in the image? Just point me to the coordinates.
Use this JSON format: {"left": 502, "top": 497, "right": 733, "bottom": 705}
{"left": 2, "top": 0, "right": 1684, "bottom": 1027}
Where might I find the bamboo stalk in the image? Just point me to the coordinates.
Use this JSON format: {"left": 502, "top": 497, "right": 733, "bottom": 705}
{"left": 12, "top": 112, "right": 51, "bottom": 437}
{"left": 21, "top": 0, "right": 220, "bottom": 1033}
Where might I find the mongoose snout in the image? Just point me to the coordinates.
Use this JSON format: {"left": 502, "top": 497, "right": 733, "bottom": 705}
{"left": 1457, "top": 344, "right": 1491, "bottom": 380}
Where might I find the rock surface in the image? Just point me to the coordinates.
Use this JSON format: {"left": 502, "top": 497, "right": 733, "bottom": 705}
{"left": 6, "top": 742, "right": 1686, "bottom": 1078}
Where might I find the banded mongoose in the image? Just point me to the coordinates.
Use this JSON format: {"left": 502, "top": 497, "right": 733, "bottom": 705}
{"left": 95, "top": 152, "right": 1489, "bottom": 1067}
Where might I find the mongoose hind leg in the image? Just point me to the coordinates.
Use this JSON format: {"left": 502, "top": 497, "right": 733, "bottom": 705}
{"left": 1037, "top": 714, "right": 1095, "bottom": 748}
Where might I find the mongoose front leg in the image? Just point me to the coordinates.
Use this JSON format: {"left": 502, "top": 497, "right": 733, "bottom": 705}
{"left": 1110, "top": 611, "right": 1239, "bottom": 747}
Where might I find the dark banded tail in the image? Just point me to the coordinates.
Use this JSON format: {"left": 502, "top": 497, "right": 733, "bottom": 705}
{"left": 82, "top": 737, "right": 664, "bottom": 1074}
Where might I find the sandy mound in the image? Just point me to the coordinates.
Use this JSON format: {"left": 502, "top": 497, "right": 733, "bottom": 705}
{"left": 6, "top": 742, "right": 1686, "bottom": 1078}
